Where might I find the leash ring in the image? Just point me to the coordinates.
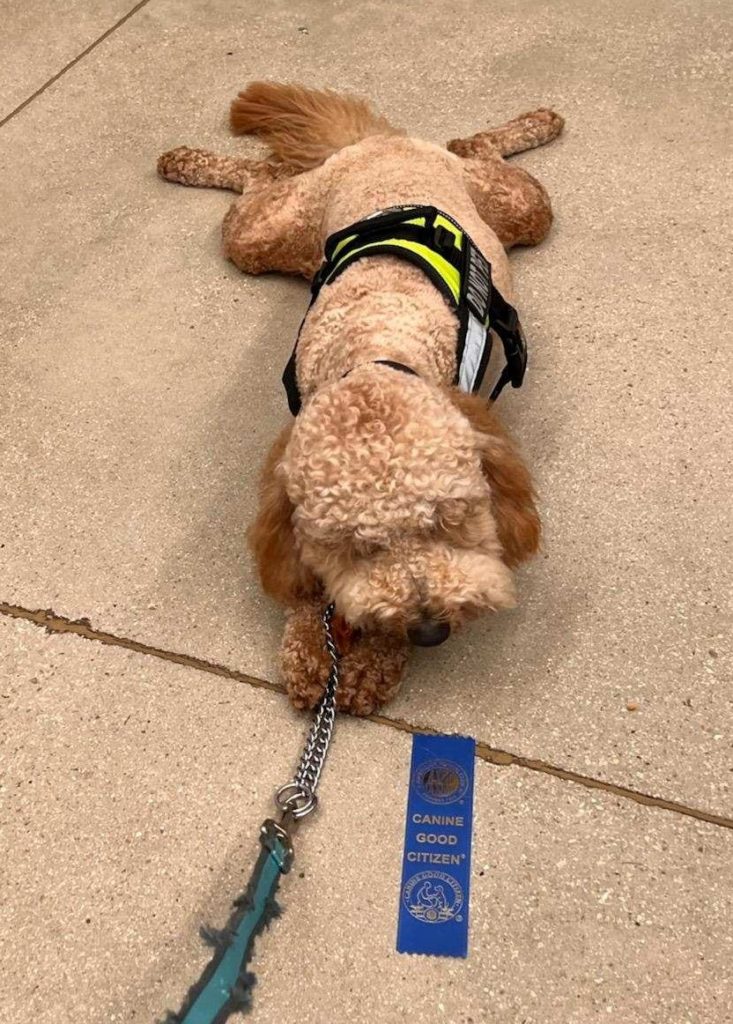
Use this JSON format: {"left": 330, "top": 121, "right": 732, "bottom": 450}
{"left": 275, "top": 781, "right": 317, "bottom": 819}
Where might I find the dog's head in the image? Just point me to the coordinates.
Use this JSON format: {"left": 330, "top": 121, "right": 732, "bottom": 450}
{"left": 249, "top": 367, "right": 539, "bottom": 645}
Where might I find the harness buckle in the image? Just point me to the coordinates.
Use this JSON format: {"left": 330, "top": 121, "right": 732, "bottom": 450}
{"left": 490, "top": 302, "right": 526, "bottom": 386}
{"left": 433, "top": 223, "right": 457, "bottom": 253}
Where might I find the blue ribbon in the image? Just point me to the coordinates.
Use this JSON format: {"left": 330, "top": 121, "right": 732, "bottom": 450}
{"left": 396, "top": 733, "right": 476, "bottom": 957}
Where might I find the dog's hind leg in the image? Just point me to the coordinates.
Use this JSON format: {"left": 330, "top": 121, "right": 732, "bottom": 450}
{"left": 448, "top": 108, "right": 564, "bottom": 159}
{"left": 461, "top": 154, "right": 555, "bottom": 249}
{"left": 448, "top": 110, "right": 563, "bottom": 249}
{"left": 222, "top": 169, "right": 327, "bottom": 278}
{"left": 157, "top": 145, "right": 323, "bottom": 275}
{"left": 157, "top": 146, "right": 296, "bottom": 192}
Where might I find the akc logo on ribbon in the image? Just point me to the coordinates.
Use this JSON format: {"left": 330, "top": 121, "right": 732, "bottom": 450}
{"left": 414, "top": 758, "right": 469, "bottom": 805}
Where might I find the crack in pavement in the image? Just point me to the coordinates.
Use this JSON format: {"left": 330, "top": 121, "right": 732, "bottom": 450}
{"left": 2, "top": 600, "right": 732, "bottom": 832}
{"left": 0, "top": 601, "right": 282, "bottom": 695}
{"left": 370, "top": 712, "right": 733, "bottom": 830}
{"left": 0, "top": 0, "right": 153, "bottom": 130}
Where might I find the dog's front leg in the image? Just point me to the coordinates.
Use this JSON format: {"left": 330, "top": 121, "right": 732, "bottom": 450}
{"left": 281, "top": 601, "right": 408, "bottom": 716}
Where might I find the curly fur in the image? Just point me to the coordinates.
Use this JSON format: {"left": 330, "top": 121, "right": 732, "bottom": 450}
{"left": 158, "top": 82, "right": 563, "bottom": 714}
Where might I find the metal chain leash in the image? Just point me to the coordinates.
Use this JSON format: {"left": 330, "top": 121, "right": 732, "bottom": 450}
{"left": 274, "top": 603, "right": 340, "bottom": 821}
{"left": 168, "top": 604, "right": 341, "bottom": 1023}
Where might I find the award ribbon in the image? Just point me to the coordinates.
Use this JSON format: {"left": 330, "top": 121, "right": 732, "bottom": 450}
{"left": 397, "top": 733, "right": 476, "bottom": 957}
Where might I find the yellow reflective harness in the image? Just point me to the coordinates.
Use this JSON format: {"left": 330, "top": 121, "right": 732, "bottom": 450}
{"left": 283, "top": 205, "right": 527, "bottom": 415}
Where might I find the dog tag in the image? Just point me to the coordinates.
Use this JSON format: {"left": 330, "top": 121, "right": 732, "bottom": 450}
{"left": 397, "top": 733, "right": 475, "bottom": 957}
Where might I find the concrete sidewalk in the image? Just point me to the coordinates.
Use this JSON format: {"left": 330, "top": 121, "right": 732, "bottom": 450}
{"left": 1, "top": 1, "right": 731, "bottom": 1022}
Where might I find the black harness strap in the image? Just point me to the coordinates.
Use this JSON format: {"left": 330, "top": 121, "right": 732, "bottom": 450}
{"left": 343, "top": 359, "right": 419, "bottom": 380}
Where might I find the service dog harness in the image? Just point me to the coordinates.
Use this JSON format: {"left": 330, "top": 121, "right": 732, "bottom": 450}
{"left": 282, "top": 205, "right": 528, "bottom": 415}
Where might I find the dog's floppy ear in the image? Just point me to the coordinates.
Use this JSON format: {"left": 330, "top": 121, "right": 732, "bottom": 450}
{"left": 247, "top": 424, "right": 318, "bottom": 605}
{"left": 446, "top": 389, "right": 541, "bottom": 567}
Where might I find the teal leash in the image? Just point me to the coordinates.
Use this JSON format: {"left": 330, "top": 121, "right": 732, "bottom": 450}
{"left": 164, "top": 605, "right": 340, "bottom": 1024}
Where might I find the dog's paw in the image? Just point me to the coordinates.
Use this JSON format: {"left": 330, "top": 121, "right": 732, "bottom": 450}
{"left": 157, "top": 146, "right": 203, "bottom": 185}
{"left": 335, "top": 642, "right": 408, "bottom": 716}
{"left": 282, "top": 647, "right": 331, "bottom": 711}
{"left": 280, "top": 604, "right": 332, "bottom": 711}
{"left": 519, "top": 107, "right": 565, "bottom": 138}
{"left": 280, "top": 604, "right": 408, "bottom": 716}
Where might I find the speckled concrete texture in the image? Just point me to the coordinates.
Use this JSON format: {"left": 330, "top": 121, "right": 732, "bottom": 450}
{"left": 2, "top": 0, "right": 731, "bottom": 814}
{"left": 2, "top": 616, "right": 731, "bottom": 1024}
{"left": 258, "top": 763, "right": 733, "bottom": 1024}
{"left": 0, "top": 615, "right": 304, "bottom": 1024}
{"left": 0, "top": 0, "right": 135, "bottom": 120}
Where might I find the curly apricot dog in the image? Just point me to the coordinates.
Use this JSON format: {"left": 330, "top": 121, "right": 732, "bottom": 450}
{"left": 158, "top": 82, "right": 563, "bottom": 715}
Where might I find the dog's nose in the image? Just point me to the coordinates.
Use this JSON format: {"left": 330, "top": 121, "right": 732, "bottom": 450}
{"left": 407, "top": 618, "right": 451, "bottom": 647}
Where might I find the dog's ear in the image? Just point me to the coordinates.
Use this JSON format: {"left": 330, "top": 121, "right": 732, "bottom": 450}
{"left": 446, "top": 389, "right": 541, "bottom": 567}
{"left": 247, "top": 424, "right": 318, "bottom": 605}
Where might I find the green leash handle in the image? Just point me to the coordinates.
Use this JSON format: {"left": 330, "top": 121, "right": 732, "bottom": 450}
{"left": 166, "top": 820, "right": 293, "bottom": 1024}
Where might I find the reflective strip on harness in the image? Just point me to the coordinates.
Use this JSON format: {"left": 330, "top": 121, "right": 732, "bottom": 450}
{"left": 282, "top": 205, "right": 527, "bottom": 415}
{"left": 459, "top": 311, "right": 490, "bottom": 392}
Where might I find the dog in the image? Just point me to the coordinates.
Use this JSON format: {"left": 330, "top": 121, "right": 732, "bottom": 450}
{"left": 158, "top": 82, "right": 563, "bottom": 715}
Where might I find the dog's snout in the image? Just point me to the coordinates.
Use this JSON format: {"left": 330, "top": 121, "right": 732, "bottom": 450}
{"left": 407, "top": 617, "right": 451, "bottom": 647}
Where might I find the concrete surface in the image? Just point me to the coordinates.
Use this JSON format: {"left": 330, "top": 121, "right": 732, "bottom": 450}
{"left": 0, "top": 0, "right": 135, "bottom": 122}
{"left": 1, "top": 1, "right": 732, "bottom": 1020}
{"left": 2, "top": 616, "right": 731, "bottom": 1024}
{"left": 1, "top": 0, "right": 731, "bottom": 814}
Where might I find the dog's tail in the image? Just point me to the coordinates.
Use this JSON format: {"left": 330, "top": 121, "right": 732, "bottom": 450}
{"left": 230, "top": 81, "right": 402, "bottom": 171}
